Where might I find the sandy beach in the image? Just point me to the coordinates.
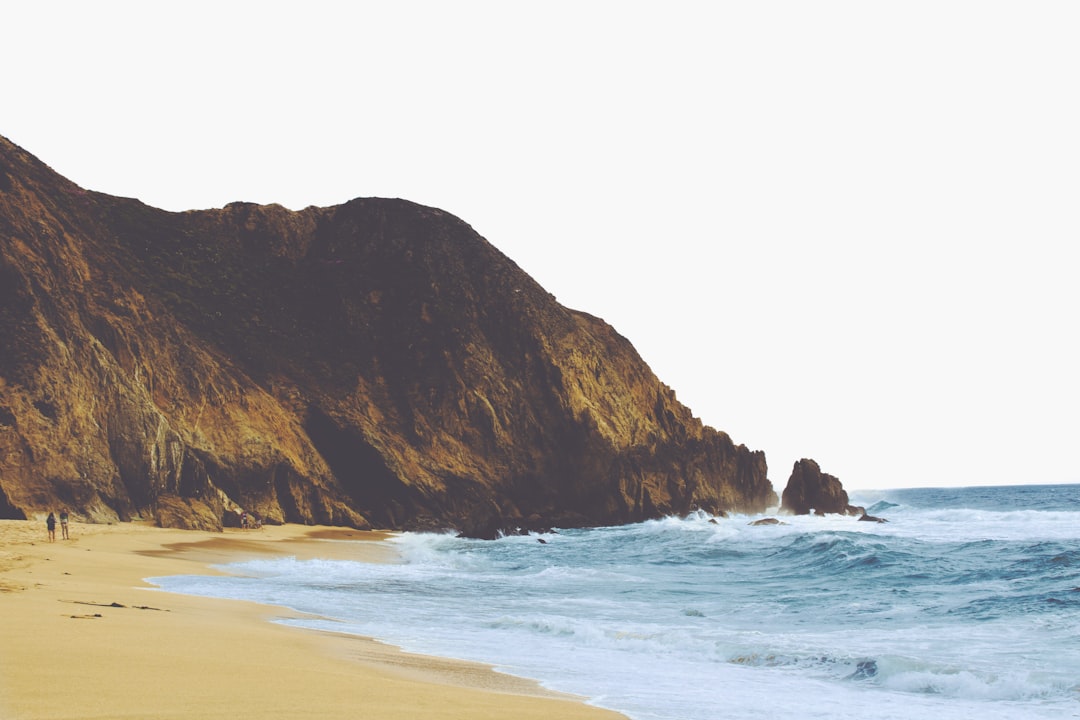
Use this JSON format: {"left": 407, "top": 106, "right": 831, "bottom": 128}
{"left": 0, "top": 519, "right": 624, "bottom": 720}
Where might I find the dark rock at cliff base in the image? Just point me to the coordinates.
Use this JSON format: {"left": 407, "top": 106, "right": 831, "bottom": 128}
{"left": 153, "top": 495, "right": 222, "bottom": 531}
{"left": 780, "top": 459, "right": 862, "bottom": 516}
{"left": 749, "top": 517, "right": 786, "bottom": 526}
{"left": 0, "top": 134, "right": 778, "bottom": 533}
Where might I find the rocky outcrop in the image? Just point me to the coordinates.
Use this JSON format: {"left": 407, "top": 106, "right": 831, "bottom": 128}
{"left": 0, "top": 135, "right": 778, "bottom": 533}
{"left": 780, "top": 459, "right": 862, "bottom": 516}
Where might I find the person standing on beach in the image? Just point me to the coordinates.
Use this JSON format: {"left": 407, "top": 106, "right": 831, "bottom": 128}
{"left": 46, "top": 512, "right": 56, "bottom": 542}
{"left": 59, "top": 508, "right": 69, "bottom": 539}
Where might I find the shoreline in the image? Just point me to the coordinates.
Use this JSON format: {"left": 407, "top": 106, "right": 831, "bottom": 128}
{"left": 0, "top": 519, "right": 624, "bottom": 720}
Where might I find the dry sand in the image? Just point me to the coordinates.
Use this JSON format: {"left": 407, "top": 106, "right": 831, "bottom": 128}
{"left": 0, "top": 519, "right": 624, "bottom": 720}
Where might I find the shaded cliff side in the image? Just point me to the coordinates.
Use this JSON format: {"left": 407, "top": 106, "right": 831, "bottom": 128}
{"left": 0, "top": 135, "right": 777, "bottom": 533}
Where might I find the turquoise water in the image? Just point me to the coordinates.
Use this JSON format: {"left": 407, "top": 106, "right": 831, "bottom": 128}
{"left": 154, "top": 484, "right": 1080, "bottom": 719}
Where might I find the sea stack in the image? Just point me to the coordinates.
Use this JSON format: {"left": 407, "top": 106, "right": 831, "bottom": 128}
{"left": 780, "top": 458, "right": 863, "bottom": 516}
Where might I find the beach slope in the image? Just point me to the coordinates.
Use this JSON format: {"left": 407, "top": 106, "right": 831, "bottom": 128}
{"left": 0, "top": 521, "right": 624, "bottom": 720}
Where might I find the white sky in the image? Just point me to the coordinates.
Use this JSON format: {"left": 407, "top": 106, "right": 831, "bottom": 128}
{"left": 5, "top": 1, "right": 1078, "bottom": 490}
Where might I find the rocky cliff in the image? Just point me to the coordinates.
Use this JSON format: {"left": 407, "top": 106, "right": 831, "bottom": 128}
{"left": 0, "top": 135, "right": 778, "bottom": 534}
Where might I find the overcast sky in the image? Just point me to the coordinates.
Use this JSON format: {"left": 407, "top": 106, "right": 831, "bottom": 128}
{"left": 5, "top": 1, "right": 1078, "bottom": 490}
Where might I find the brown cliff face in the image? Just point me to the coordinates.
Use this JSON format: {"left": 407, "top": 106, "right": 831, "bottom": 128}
{"left": 0, "top": 135, "right": 777, "bottom": 533}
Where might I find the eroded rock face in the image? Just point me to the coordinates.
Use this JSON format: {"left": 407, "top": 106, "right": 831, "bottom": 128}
{"left": 0, "top": 135, "right": 778, "bottom": 533}
{"left": 780, "top": 459, "right": 862, "bottom": 516}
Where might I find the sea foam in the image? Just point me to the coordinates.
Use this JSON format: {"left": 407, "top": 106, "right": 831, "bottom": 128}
{"left": 153, "top": 484, "right": 1080, "bottom": 720}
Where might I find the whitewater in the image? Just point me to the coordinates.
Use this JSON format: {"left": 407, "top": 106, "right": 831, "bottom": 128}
{"left": 153, "top": 484, "right": 1080, "bottom": 719}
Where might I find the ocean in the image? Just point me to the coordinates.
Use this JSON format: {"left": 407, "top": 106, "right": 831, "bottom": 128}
{"left": 152, "top": 484, "right": 1080, "bottom": 719}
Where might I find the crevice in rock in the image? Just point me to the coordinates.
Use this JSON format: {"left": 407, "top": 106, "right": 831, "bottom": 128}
{"left": 304, "top": 406, "right": 413, "bottom": 526}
